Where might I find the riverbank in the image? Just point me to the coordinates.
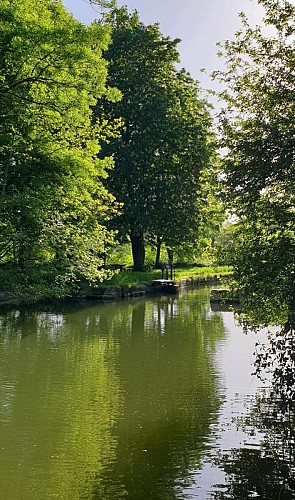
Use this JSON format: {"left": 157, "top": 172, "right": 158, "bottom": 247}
{"left": 77, "top": 274, "right": 226, "bottom": 302}
{"left": 0, "top": 265, "right": 232, "bottom": 307}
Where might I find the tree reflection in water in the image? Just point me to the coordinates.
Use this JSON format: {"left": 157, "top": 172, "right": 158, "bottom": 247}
{"left": 211, "top": 399, "right": 295, "bottom": 498}
{"left": 212, "top": 323, "right": 295, "bottom": 500}
{"left": 0, "top": 288, "right": 226, "bottom": 500}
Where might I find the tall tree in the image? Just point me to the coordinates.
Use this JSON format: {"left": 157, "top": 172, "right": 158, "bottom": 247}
{"left": 0, "top": 0, "right": 120, "bottom": 295}
{"left": 148, "top": 70, "right": 215, "bottom": 264}
{"left": 215, "top": 0, "right": 295, "bottom": 330}
{"left": 96, "top": 7, "right": 214, "bottom": 270}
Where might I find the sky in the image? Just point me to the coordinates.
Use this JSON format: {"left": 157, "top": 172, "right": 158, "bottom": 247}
{"left": 62, "top": 0, "right": 267, "bottom": 111}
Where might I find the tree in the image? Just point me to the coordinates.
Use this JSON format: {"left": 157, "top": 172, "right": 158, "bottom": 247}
{"left": 96, "top": 7, "right": 214, "bottom": 270}
{"left": 0, "top": 0, "right": 120, "bottom": 296}
{"left": 215, "top": 0, "right": 295, "bottom": 330}
{"left": 147, "top": 70, "right": 216, "bottom": 265}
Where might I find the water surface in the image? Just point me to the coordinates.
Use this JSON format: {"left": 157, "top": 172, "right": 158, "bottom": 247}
{"left": 0, "top": 288, "right": 281, "bottom": 499}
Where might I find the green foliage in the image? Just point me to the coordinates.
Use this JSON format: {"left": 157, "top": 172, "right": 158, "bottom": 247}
{"left": 97, "top": 6, "right": 215, "bottom": 270}
{"left": 0, "top": 263, "right": 77, "bottom": 300}
{"left": 190, "top": 156, "right": 227, "bottom": 263}
{"left": 213, "top": 222, "right": 237, "bottom": 266}
{"left": 146, "top": 70, "right": 216, "bottom": 250}
{"left": 0, "top": 0, "right": 120, "bottom": 289}
{"left": 215, "top": 0, "right": 295, "bottom": 329}
{"left": 227, "top": 212, "right": 294, "bottom": 328}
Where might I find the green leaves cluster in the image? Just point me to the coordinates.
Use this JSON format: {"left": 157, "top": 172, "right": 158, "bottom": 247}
{"left": 216, "top": 0, "right": 295, "bottom": 329}
{"left": 0, "top": 1, "right": 220, "bottom": 295}
{"left": 0, "top": 0, "right": 120, "bottom": 295}
{"left": 96, "top": 7, "right": 215, "bottom": 269}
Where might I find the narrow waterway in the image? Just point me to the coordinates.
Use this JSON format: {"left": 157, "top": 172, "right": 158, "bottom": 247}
{"left": 0, "top": 287, "right": 290, "bottom": 499}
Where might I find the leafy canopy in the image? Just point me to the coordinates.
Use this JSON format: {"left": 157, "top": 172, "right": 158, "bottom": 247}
{"left": 97, "top": 6, "right": 214, "bottom": 269}
{"left": 0, "top": 0, "right": 120, "bottom": 296}
{"left": 215, "top": 0, "right": 295, "bottom": 329}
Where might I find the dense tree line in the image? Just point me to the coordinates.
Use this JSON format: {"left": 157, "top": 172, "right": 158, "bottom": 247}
{"left": 215, "top": 0, "right": 294, "bottom": 332}
{"left": 96, "top": 7, "right": 215, "bottom": 270}
{"left": 1, "top": 0, "right": 293, "bottom": 338}
{"left": 215, "top": 0, "right": 295, "bottom": 406}
{"left": 0, "top": 0, "right": 123, "bottom": 296}
{"left": 0, "top": 0, "right": 217, "bottom": 293}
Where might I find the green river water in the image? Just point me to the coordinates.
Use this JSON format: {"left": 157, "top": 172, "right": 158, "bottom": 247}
{"left": 0, "top": 287, "right": 293, "bottom": 499}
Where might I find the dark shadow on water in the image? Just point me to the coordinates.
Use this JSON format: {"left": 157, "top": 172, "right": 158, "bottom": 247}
{"left": 211, "top": 390, "right": 295, "bottom": 499}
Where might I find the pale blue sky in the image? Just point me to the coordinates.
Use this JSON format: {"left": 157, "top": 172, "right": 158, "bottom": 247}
{"left": 62, "top": 0, "right": 266, "bottom": 109}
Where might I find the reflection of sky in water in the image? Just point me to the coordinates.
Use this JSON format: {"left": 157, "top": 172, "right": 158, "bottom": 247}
{"left": 182, "top": 311, "right": 270, "bottom": 498}
{"left": 147, "top": 300, "right": 180, "bottom": 334}
{"left": 0, "top": 381, "right": 16, "bottom": 423}
{"left": 37, "top": 313, "right": 65, "bottom": 341}
{"left": 0, "top": 291, "right": 276, "bottom": 499}
{"left": 151, "top": 307, "right": 166, "bottom": 335}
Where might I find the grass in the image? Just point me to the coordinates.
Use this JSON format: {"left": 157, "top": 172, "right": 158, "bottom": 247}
{"left": 174, "top": 265, "right": 232, "bottom": 280}
{"left": 104, "top": 270, "right": 161, "bottom": 287}
{"left": 103, "top": 265, "right": 232, "bottom": 288}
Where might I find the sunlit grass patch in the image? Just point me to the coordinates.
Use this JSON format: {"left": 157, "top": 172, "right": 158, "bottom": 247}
{"left": 103, "top": 265, "right": 232, "bottom": 287}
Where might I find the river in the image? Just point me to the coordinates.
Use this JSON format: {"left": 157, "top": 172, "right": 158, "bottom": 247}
{"left": 0, "top": 287, "right": 293, "bottom": 499}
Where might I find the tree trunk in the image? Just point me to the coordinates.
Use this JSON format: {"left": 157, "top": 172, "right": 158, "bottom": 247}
{"left": 155, "top": 237, "right": 162, "bottom": 268}
{"left": 130, "top": 230, "right": 145, "bottom": 271}
{"left": 166, "top": 245, "right": 173, "bottom": 264}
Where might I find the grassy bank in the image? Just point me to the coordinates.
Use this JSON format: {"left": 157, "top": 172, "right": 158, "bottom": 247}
{"left": 103, "top": 265, "right": 232, "bottom": 288}
{"left": 0, "top": 263, "right": 232, "bottom": 305}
